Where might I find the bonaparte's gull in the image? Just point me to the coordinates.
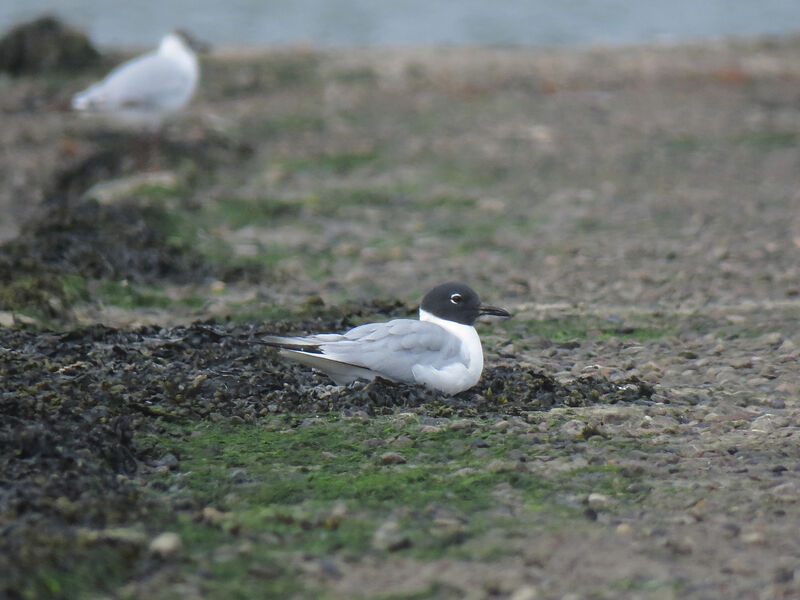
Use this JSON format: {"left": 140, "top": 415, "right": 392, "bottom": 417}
{"left": 262, "top": 282, "right": 511, "bottom": 394}
{"left": 72, "top": 30, "right": 200, "bottom": 128}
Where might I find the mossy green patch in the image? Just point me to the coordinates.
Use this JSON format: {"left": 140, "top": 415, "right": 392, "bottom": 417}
{"left": 281, "top": 149, "right": 380, "bottom": 175}
{"left": 95, "top": 281, "right": 174, "bottom": 310}
{"left": 142, "top": 417, "right": 648, "bottom": 570}
{"left": 215, "top": 196, "right": 302, "bottom": 228}
{"left": 738, "top": 131, "right": 797, "bottom": 149}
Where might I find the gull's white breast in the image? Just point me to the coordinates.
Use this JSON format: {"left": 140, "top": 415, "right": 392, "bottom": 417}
{"left": 412, "top": 309, "right": 484, "bottom": 394}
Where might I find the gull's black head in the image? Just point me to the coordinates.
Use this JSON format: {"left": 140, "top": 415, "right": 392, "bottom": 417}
{"left": 420, "top": 282, "right": 511, "bottom": 326}
{"left": 172, "top": 29, "right": 211, "bottom": 53}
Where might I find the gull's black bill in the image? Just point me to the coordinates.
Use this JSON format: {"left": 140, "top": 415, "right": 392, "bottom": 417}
{"left": 478, "top": 304, "right": 512, "bottom": 318}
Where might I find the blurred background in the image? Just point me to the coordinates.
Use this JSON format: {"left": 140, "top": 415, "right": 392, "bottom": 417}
{"left": 2, "top": 0, "right": 800, "bottom": 47}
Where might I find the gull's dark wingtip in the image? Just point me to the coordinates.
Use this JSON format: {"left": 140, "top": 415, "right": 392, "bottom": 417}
{"left": 260, "top": 336, "right": 323, "bottom": 354}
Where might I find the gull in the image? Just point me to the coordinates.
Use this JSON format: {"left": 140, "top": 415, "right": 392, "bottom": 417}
{"left": 72, "top": 30, "right": 201, "bottom": 128}
{"left": 263, "top": 282, "right": 511, "bottom": 394}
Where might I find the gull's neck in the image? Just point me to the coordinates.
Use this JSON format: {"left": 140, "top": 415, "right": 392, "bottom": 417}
{"left": 419, "top": 308, "right": 483, "bottom": 375}
{"left": 159, "top": 34, "right": 194, "bottom": 61}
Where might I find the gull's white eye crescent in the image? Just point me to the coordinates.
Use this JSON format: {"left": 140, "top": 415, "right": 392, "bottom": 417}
{"left": 450, "top": 293, "right": 463, "bottom": 304}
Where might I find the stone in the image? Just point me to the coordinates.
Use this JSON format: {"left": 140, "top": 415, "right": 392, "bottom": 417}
{"left": 155, "top": 453, "right": 179, "bottom": 471}
{"left": 559, "top": 419, "right": 585, "bottom": 438}
{"left": 149, "top": 532, "right": 182, "bottom": 557}
{"left": 751, "top": 414, "right": 788, "bottom": 433}
{"left": 509, "top": 586, "right": 539, "bottom": 600}
{"left": 758, "top": 332, "right": 783, "bottom": 347}
{"left": 730, "top": 357, "right": 753, "bottom": 369}
{"left": 420, "top": 425, "right": 442, "bottom": 434}
{"left": 380, "top": 452, "right": 407, "bottom": 465}
{"left": 372, "top": 520, "right": 410, "bottom": 551}
{"left": 587, "top": 492, "right": 615, "bottom": 508}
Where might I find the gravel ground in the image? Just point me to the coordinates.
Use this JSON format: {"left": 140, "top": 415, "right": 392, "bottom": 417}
{"left": 1, "top": 30, "right": 799, "bottom": 599}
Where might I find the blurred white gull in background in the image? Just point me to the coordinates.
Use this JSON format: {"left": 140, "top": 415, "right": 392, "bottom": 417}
{"left": 72, "top": 30, "right": 200, "bottom": 129}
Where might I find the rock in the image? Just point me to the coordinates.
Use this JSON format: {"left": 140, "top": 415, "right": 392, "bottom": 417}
{"left": 420, "top": 425, "right": 442, "bottom": 434}
{"left": 730, "top": 357, "right": 753, "bottom": 369}
{"left": 741, "top": 531, "right": 766, "bottom": 546}
{"left": 587, "top": 492, "right": 615, "bottom": 508}
{"left": 449, "top": 419, "right": 476, "bottom": 431}
{"left": 148, "top": 532, "right": 182, "bottom": 557}
{"left": 372, "top": 520, "right": 411, "bottom": 551}
{"left": 0, "top": 15, "right": 99, "bottom": 75}
{"left": 751, "top": 413, "right": 788, "bottom": 433}
{"left": 509, "top": 585, "right": 539, "bottom": 600}
{"left": 380, "top": 452, "right": 407, "bottom": 465}
{"left": 0, "top": 311, "right": 15, "bottom": 327}
{"left": 615, "top": 523, "right": 632, "bottom": 535}
{"left": 155, "top": 453, "right": 179, "bottom": 471}
{"left": 492, "top": 420, "right": 511, "bottom": 431}
{"left": 391, "top": 435, "right": 414, "bottom": 448}
{"left": 769, "top": 481, "right": 800, "bottom": 503}
{"left": 559, "top": 419, "right": 585, "bottom": 438}
{"left": 200, "top": 506, "right": 231, "bottom": 526}
{"left": 758, "top": 332, "right": 783, "bottom": 347}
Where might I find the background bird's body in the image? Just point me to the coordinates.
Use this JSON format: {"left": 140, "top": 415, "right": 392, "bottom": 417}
{"left": 72, "top": 32, "right": 198, "bottom": 128}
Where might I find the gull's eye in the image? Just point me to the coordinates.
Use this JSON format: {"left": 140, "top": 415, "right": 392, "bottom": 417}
{"left": 450, "top": 293, "right": 463, "bottom": 305}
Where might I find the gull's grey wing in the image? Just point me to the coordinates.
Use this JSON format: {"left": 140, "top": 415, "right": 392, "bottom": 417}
{"left": 74, "top": 51, "right": 195, "bottom": 112}
{"left": 262, "top": 319, "right": 465, "bottom": 386}
{"left": 316, "top": 319, "right": 465, "bottom": 384}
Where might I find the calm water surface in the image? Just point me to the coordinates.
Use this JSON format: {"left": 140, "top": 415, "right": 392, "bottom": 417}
{"left": 2, "top": 0, "right": 800, "bottom": 47}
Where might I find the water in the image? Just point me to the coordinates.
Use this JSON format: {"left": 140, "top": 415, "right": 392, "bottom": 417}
{"left": 2, "top": 0, "right": 800, "bottom": 47}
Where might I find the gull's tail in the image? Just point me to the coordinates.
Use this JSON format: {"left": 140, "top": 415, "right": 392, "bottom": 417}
{"left": 71, "top": 84, "right": 104, "bottom": 112}
{"left": 260, "top": 335, "right": 377, "bottom": 385}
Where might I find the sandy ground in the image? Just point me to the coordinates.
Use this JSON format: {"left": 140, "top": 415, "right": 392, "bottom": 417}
{"left": 1, "top": 33, "right": 800, "bottom": 599}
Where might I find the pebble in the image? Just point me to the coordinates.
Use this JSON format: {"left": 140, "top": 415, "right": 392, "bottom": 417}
{"left": 372, "top": 520, "right": 410, "bottom": 551}
{"left": 730, "top": 357, "right": 753, "bottom": 369}
{"left": 741, "top": 531, "right": 766, "bottom": 546}
{"left": 391, "top": 435, "right": 414, "bottom": 448}
{"left": 769, "top": 481, "right": 800, "bottom": 503}
{"left": 559, "top": 420, "right": 585, "bottom": 438}
{"left": 380, "top": 452, "right": 407, "bottom": 465}
{"left": 758, "top": 332, "right": 783, "bottom": 346}
{"left": 450, "top": 419, "right": 476, "bottom": 431}
{"left": 201, "top": 506, "right": 231, "bottom": 526}
{"left": 149, "top": 532, "right": 182, "bottom": 557}
{"left": 769, "top": 398, "right": 786, "bottom": 409}
{"left": 492, "top": 420, "right": 511, "bottom": 431}
{"left": 751, "top": 414, "right": 788, "bottom": 433}
{"left": 155, "top": 453, "right": 179, "bottom": 471}
{"left": 509, "top": 586, "right": 539, "bottom": 600}
{"left": 508, "top": 449, "right": 526, "bottom": 462}
{"left": 587, "top": 493, "right": 615, "bottom": 508}
{"left": 615, "top": 523, "right": 632, "bottom": 535}
{"left": 420, "top": 425, "right": 442, "bottom": 434}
